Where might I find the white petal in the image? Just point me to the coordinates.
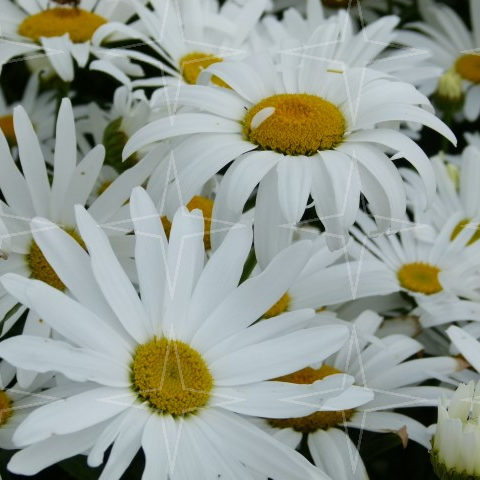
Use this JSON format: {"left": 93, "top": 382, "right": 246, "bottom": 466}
{"left": 75, "top": 206, "right": 151, "bottom": 343}
{"left": 25, "top": 279, "right": 133, "bottom": 362}
{"left": 308, "top": 429, "right": 367, "bottom": 480}
{"left": 210, "top": 325, "right": 348, "bottom": 386}
{"left": 0, "top": 335, "right": 130, "bottom": 387}
{"left": 198, "top": 408, "right": 328, "bottom": 480}
{"left": 13, "top": 387, "right": 135, "bottom": 446}
{"left": 129, "top": 187, "right": 167, "bottom": 333}
{"left": 8, "top": 423, "right": 104, "bottom": 476}
{"left": 50, "top": 98, "right": 77, "bottom": 221}
{"left": 13, "top": 105, "right": 50, "bottom": 217}
{"left": 191, "top": 240, "right": 313, "bottom": 351}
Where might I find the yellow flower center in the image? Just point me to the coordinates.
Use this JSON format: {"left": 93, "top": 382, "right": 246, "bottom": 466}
{"left": 397, "top": 262, "right": 442, "bottom": 295}
{"left": 322, "top": 0, "right": 359, "bottom": 8}
{"left": 179, "top": 52, "right": 228, "bottom": 87}
{"left": 455, "top": 54, "right": 480, "bottom": 84}
{"left": 451, "top": 218, "right": 480, "bottom": 245}
{"left": 18, "top": 8, "right": 107, "bottom": 43}
{"left": 243, "top": 94, "right": 345, "bottom": 156}
{"left": 27, "top": 229, "right": 84, "bottom": 290}
{"left": 131, "top": 337, "right": 213, "bottom": 416}
{"left": 161, "top": 196, "right": 214, "bottom": 250}
{"left": 0, "top": 390, "right": 13, "bottom": 427}
{"left": 268, "top": 365, "right": 354, "bottom": 433}
{"left": 436, "top": 69, "right": 464, "bottom": 102}
{"left": 0, "top": 114, "right": 16, "bottom": 145}
{"left": 264, "top": 292, "right": 291, "bottom": 318}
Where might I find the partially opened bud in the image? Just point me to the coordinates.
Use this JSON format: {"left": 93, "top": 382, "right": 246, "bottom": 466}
{"left": 431, "top": 381, "right": 480, "bottom": 479}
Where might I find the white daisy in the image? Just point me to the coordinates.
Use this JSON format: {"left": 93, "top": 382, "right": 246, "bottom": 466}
{"left": 398, "top": 0, "right": 480, "bottom": 120}
{"left": 0, "top": 97, "right": 158, "bottom": 387}
{"left": 0, "top": 187, "right": 359, "bottom": 479}
{"left": 122, "top": 41, "right": 455, "bottom": 250}
{"left": 92, "top": 0, "right": 269, "bottom": 88}
{"left": 349, "top": 211, "right": 480, "bottom": 328}
{"left": 255, "top": 310, "right": 459, "bottom": 480}
{"left": 0, "top": 72, "right": 55, "bottom": 147}
{"left": 0, "top": 0, "right": 138, "bottom": 82}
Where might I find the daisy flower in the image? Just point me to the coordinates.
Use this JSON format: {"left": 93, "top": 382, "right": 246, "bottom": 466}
{"left": 398, "top": 0, "right": 480, "bottom": 120}
{"left": 254, "top": 310, "right": 460, "bottom": 480}
{"left": 0, "top": 73, "right": 55, "bottom": 147}
{"left": 92, "top": 0, "right": 269, "bottom": 88}
{"left": 349, "top": 211, "right": 480, "bottom": 329}
{"left": 123, "top": 42, "right": 455, "bottom": 249}
{"left": 0, "top": 187, "right": 358, "bottom": 479}
{"left": 0, "top": 97, "right": 158, "bottom": 387}
{"left": 0, "top": 0, "right": 138, "bottom": 82}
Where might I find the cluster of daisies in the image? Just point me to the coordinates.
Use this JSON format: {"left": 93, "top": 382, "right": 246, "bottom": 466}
{"left": 1, "top": 0, "right": 480, "bottom": 479}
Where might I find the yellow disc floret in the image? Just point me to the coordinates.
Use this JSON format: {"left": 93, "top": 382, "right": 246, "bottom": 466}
{"left": 451, "top": 218, "right": 480, "bottom": 245}
{"left": 131, "top": 337, "right": 213, "bottom": 416}
{"left": 18, "top": 8, "right": 107, "bottom": 43}
{"left": 455, "top": 54, "right": 480, "bottom": 84}
{"left": 161, "top": 196, "right": 214, "bottom": 250}
{"left": 244, "top": 94, "right": 345, "bottom": 156}
{"left": 397, "top": 262, "right": 442, "bottom": 295}
{"left": 264, "top": 292, "right": 291, "bottom": 318}
{"left": 0, "top": 390, "right": 13, "bottom": 427}
{"left": 268, "top": 365, "right": 354, "bottom": 433}
{"left": 179, "top": 52, "right": 228, "bottom": 86}
{"left": 27, "top": 229, "right": 84, "bottom": 291}
{"left": 0, "top": 115, "right": 15, "bottom": 145}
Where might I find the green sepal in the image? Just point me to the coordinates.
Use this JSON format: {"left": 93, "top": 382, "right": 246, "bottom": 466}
{"left": 431, "top": 449, "right": 480, "bottom": 480}
{"left": 102, "top": 117, "right": 137, "bottom": 173}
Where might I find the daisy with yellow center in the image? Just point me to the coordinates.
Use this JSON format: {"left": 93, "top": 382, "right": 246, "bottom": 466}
{"left": 0, "top": 98, "right": 158, "bottom": 388}
{"left": 350, "top": 211, "right": 480, "bottom": 329}
{"left": 399, "top": 0, "right": 480, "bottom": 121}
{"left": 123, "top": 30, "right": 454, "bottom": 251}
{"left": 0, "top": 0, "right": 137, "bottom": 81}
{"left": 92, "top": 0, "right": 269, "bottom": 87}
{"left": 256, "top": 310, "right": 463, "bottom": 480}
{"left": 0, "top": 187, "right": 357, "bottom": 479}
